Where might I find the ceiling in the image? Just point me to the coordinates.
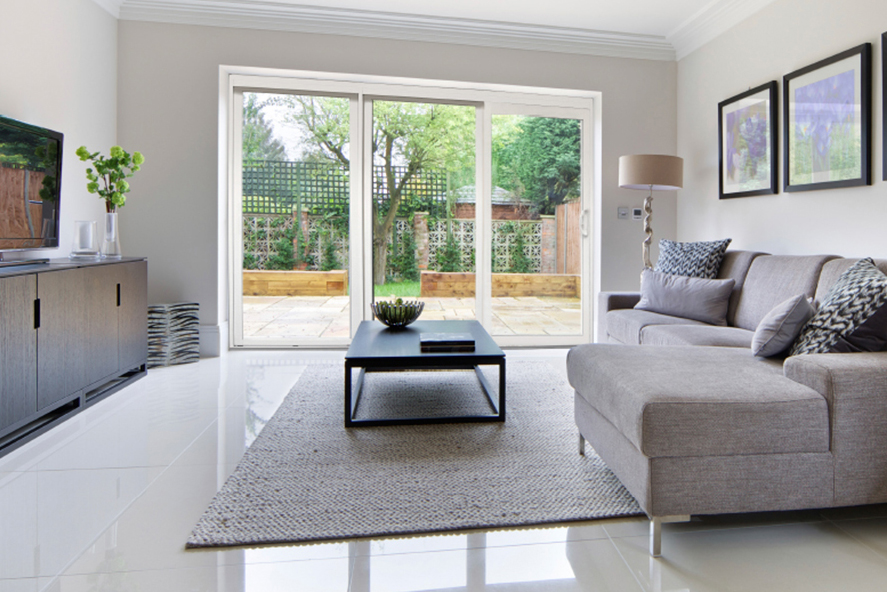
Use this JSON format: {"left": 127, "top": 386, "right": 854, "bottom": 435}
{"left": 93, "top": 0, "right": 777, "bottom": 60}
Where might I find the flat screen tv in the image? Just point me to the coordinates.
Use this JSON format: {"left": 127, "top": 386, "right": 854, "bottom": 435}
{"left": 0, "top": 114, "right": 63, "bottom": 254}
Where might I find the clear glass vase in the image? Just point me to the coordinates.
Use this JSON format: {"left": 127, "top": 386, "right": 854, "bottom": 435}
{"left": 101, "top": 211, "right": 122, "bottom": 259}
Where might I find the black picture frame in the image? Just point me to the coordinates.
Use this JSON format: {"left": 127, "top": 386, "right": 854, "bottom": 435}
{"left": 783, "top": 43, "right": 872, "bottom": 192}
{"left": 718, "top": 81, "right": 778, "bottom": 199}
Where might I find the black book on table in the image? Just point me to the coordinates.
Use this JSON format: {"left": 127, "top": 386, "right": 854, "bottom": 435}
{"left": 419, "top": 332, "right": 475, "bottom": 347}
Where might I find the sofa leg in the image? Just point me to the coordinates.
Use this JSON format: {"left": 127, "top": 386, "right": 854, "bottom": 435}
{"left": 578, "top": 434, "right": 586, "bottom": 456}
{"left": 649, "top": 515, "right": 690, "bottom": 557}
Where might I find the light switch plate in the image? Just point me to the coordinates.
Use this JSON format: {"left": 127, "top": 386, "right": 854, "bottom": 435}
{"left": 617, "top": 207, "right": 629, "bottom": 219}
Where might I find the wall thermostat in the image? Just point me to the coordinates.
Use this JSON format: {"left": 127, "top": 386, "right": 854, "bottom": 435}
{"left": 632, "top": 208, "right": 643, "bottom": 220}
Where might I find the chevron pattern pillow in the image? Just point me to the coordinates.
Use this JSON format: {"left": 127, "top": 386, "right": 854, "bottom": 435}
{"left": 654, "top": 238, "right": 732, "bottom": 279}
{"left": 790, "top": 258, "right": 887, "bottom": 356}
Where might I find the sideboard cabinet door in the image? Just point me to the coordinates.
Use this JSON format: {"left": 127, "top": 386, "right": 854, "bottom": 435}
{"left": 37, "top": 269, "right": 87, "bottom": 410}
{"left": 0, "top": 275, "right": 37, "bottom": 430}
{"left": 84, "top": 266, "right": 120, "bottom": 386}
{"left": 118, "top": 261, "right": 148, "bottom": 372}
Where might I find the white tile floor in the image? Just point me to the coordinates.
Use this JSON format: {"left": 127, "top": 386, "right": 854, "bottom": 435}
{"left": 4, "top": 349, "right": 887, "bottom": 591}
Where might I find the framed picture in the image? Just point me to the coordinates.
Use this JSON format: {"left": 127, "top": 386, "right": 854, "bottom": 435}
{"left": 783, "top": 43, "right": 872, "bottom": 192}
{"left": 718, "top": 81, "right": 778, "bottom": 199}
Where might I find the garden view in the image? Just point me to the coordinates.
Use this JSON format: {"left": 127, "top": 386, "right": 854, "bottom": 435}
{"left": 240, "top": 92, "right": 583, "bottom": 341}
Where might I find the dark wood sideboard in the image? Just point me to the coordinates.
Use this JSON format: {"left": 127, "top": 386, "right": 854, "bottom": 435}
{"left": 0, "top": 258, "right": 148, "bottom": 457}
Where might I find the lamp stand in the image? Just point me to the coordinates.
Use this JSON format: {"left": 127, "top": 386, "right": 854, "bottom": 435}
{"left": 642, "top": 185, "right": 654, "bottom": 269}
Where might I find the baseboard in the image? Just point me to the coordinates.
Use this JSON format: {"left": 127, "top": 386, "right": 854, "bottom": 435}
{"left": 199, "top": 322, "right": 228, "bottom": 357}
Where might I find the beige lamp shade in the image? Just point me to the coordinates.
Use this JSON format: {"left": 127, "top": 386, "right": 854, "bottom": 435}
{"left": 618, "top": 154, "right": 683, "bottom": 191}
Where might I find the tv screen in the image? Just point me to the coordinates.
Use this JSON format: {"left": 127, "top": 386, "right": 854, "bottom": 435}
{"left": 0, "top": 114, "right": 62, "bottom": 251}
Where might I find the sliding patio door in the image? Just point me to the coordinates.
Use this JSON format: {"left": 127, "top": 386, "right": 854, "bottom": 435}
{"left": 230, "top": 89, "right": 362, "bottom": 348}
{"left": 365, "top": 98, "right": 479, "bottom": 323}
{"left": 481, "top": 105, "right": 593, "bottom": 346}
{"left": 228, "top": 74, "right": 595, "bottom": 348}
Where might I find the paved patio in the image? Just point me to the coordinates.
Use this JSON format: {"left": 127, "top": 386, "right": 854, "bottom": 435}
{"left": 242, "top": 295, "right": 581, "bottom": 339}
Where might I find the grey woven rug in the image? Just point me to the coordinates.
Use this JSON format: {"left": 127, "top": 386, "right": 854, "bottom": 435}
{"left": 187, "top": 362, "right": 641, "bottom": 548}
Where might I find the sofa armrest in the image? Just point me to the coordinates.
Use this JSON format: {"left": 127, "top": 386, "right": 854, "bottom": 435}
{"left": 784, "top": 352, "right": 887, "bottom": 407}
{"left": 597, "top": 292, "right": 641, "bottom": 342}
{"left": 784, "top": 352, "right": 887, "bottom": 506}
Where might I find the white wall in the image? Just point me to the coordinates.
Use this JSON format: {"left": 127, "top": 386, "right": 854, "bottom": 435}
{"left": 116, "top": 21, "right": 677, "bottom": 338}
{"left": 677, "top": 0, "right": 886, "bottom": 258}
{"left": 0, "top": 0, "right": 117, "bottom": 259}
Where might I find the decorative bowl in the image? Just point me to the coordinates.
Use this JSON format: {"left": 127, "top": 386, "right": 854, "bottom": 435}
{"left": 372, "top": 298, "right": 424, "bottom": 328}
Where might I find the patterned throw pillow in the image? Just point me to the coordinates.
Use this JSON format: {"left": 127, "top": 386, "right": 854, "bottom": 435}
{"left": 790, "top": 258, "right": 887, "bottom": 356}
{"left": 655, "top": 238, "right": 732, "bottom": 279}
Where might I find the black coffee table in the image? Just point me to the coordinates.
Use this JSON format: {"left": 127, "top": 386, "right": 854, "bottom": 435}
{"left": 344, "top": 320, "right": 506, "bottom": 427}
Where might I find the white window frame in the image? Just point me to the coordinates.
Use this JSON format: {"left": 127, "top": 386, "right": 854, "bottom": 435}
{"left": 222, "top": 67, "right": 601, "bottom": 349}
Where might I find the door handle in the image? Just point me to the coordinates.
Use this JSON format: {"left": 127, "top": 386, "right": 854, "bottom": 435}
{"left": 580, "top": 210, "right": 590, "bottom": 237}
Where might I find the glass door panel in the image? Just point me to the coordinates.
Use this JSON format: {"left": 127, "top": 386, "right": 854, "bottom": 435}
{"left": 236, "top": 92, "right": 352, "bottom": 345}
{"left": 489, "top": 113, "right": 585, "bottom": 339}
{"left": 370, "top": 100, "right": 477, "bottom": 321}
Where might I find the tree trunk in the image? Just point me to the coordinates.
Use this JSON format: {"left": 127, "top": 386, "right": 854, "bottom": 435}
{"left": 372, "top": 134, "right": 418, "bottom": 286}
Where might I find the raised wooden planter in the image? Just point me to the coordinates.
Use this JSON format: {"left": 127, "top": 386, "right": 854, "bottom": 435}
{"left": 243, "top": 270, "right": 348, "bottom": 297}
{"left": 420, "top": 271, "right": 580, "bottom": 298}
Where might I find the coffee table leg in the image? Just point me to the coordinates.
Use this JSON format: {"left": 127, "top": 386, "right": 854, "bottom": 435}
{"left": 499, "top": 360, "right": 506, "bottom": 422}
{"left": 345, "top": 365, "right": 368, "bottom": 427}
{"left": 474, "top": 365, "right": 505, "bottom": 422}
{"left": 344, "top": 363, "right": 353, "bottom": 427}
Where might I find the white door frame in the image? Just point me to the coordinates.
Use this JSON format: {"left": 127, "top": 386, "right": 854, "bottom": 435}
{"left": 483, "top": 103, "right": 594, "bottom": 347}
{"left": 223, "top": 67, "right": 600, "bottom": 349}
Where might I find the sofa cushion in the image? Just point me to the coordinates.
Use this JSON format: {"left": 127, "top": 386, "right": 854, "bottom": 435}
{"left": 732, "top": 255, "right": 837, "bottom": 331}
{"left": 717, "top": 250, "right": 769, "bottom": 326}
{"left": 566, "top": 344, "right": 829, "bottom": 458}
{"left": 635, "top": 269, "right": 735, "bottom": 325}
{"left": 791, "top": 258, "right": 887, "bottom": 356}
{"left": 606, "top": 309, "right": 707, "bottom": 345}
{"left": 640, "top": 325, "right": 754, "bottom": 348}
{"left": 655, "top": 238, "right": 732, "bottom": 279}
{"left": 752, "top": 294, "right": 816, "bottom": 357}
{"left": 814, "top": 258, "right": 887, "bottom": 306}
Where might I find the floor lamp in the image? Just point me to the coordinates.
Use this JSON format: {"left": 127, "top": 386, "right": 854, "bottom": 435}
{"left": 618, "top": 154, "right": 683, "bottom": 269}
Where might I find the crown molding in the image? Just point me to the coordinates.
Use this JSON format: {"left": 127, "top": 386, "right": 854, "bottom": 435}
{"left": 668, "top": 0, "right": 778, "bottom": 61}
{"left": 117, "top": 1, "right": 676, "bottom": 61}
{"left": 91, "top": 0, "right": 124, "bottom": 18}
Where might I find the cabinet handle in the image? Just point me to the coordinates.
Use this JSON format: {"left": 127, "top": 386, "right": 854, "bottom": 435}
{"left": 117, "top": 284, "right": 121, "bottom": 307}
{"left": 34, "top": 298, "right": 40, "bottom": 329}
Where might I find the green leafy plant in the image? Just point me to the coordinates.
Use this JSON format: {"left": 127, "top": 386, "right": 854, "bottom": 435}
{"left": 243, "top": 253, "right": 259, "bottom": 270}
{"left": 508, "top": 224, "right": 533, "bottom": 273}
{"left": 75, "top": 145, "right": 145, "bottom": 212}
{"left": 320, "top": 230, "right": 341, "bottom": 271}
{"left": 436, "top": 231, "right": 463, "bottom": 273}
{"left": 389, "top": 231, "right": 419, "bottom": 282}
{"left": 266, "top": 227, "right": 296, "bottom": 270}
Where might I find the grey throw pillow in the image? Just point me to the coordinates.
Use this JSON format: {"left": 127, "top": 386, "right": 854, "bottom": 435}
{"left": 635, "top": 269, "right": 735, "bottom": 326}
{"left": 790, "top": 258, "right": 887, "bottom": 356}
{"left": 752, "top": 294, "right": 815, "bottom": 357}
{"left": 655, "top": 238, "right": 732, "bottom": 279}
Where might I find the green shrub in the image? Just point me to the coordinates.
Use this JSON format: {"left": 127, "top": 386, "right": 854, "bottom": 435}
{"left": 266, "top": 232, "right": 296, "bottom": 270}
{"left": 320, "top": 231, "right": 341, "bottom": 271}
{"left": 436, "top": 231, "right": 463, "bottom": 272}
{"left": 390, "top": 231, "right": 420, "bottom": 281}
{"left": 508, "top": 225, "right": 533, "bottom": 274}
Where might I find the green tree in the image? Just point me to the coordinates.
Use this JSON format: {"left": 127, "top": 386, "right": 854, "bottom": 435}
{"left": 243, "top": 94, "right": 286, "bottom": 162}
{"left": 496, "top": 117, "right": 580, "bottom": 215}
{"left": 319, "top": 230, "right": 341, "bottom": 271}
{"left": 507, "top": 224, "right": 533, "bottom": 273}
{"left": 280, "top": 96, "right": 474, "bottom": 284}
{"left": 389, "top": 230, "right": 419, "bottom": 282}
{"left": 436, "top": 231, "right": 463, "bottom": 273}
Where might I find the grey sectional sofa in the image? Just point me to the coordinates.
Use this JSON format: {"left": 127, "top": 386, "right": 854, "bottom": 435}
{"left": 566, "top": 252, "right": 887, "bottom": 556}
